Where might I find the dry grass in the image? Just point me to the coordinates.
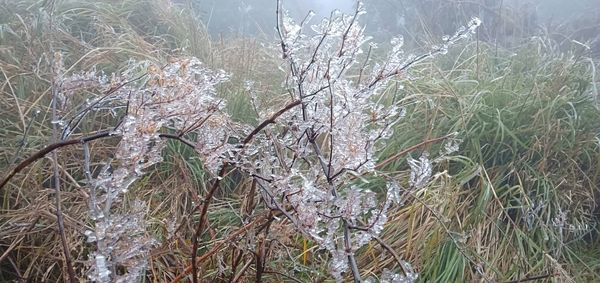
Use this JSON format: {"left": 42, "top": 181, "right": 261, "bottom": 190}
{"left": 363, "top": 41, "right": 600, "bottom": 282}
{"left": 1, "top": 0, "right": 600, "bottom": 282}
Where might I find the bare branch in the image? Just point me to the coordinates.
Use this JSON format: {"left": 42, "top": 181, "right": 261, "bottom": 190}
{"left": 50, "top": 52, "right": 77, "bottom": 283}
{"left": 0, "top": 131, "right": 195, "bottom": 190}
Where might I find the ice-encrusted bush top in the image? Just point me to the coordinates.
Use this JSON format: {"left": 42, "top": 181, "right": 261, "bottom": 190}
{"left": 62, "top": 58, "right": 231, "bottom": 282}
{"left": 49, "top": 2, "right": 480, "bottom": 282}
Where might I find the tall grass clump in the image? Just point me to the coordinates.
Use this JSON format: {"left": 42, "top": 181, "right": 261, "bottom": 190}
{"left": 367, "top": 38, "right": 600, "bottom": 282}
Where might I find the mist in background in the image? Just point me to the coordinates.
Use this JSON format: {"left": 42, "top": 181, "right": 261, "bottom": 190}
{"left": 191, "top": 0, "right": 354, "bottom": 37}
{"left": 187, "top": 0, "right": 599, "bottom": 56}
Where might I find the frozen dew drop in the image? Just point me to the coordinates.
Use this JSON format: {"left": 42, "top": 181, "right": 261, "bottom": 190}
{"left": 469, "top": 17, "right": 482, "bottom": 31}
{"left": 50, "top": 119, "right": 65, "bottom": 126}
{"left": 84, "top": 230, "right": 97, "bottom": 243}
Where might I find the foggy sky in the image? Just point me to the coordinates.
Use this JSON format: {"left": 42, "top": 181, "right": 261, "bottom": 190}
{"left": 304, "top": 0, "right": 354, "bottom": 17}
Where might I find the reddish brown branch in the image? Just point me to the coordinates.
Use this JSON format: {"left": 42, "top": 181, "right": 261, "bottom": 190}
{"left": 0, "top": 130, "right": 112, "bottom": 190}
{"left": 171, "top": 216, "right": 267, "bottom": 283}
{"left": 242, "top": 100, "right": 301, "bottom": 144}
{"left": 191, "top": 165, "right": 227, "bottom": 283}
{"left": 0, "top": 131, "right": 195, "bottom": 190}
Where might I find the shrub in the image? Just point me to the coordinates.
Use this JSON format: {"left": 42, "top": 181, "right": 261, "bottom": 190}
{"left": 0, "top": 1, "right": 481, "bottom": 282}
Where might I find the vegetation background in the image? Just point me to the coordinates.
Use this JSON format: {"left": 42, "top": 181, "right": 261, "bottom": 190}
{"left": 0, "top": 0, "right": 599, "bottom": 282}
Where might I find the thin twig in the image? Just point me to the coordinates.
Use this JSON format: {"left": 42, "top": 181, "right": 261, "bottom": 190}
{"left": 0, "top": 131, "right": 195, "bottom": 190}
{"left": 344, "top": 220, "right": 362, "bottom": 282}
{"left": 499, "top": 272, "right": 559, "bottom": 283}
{"left": 371, "top": 235, "right": 410, "bottom": 276}
{"left": 63, "top": 73, "right": 147, "bottom": 139}
{"left": 50, "top": 51, "right": 77, "bottom": 283}
{"left": 242, "top": 100, "right": 301, "bottom": 144}
{"left": 191, "top": 164, "right": 227, "bottom": 283}
{"left": 254, "top": 238, "right": 265, "bottom": 283}
{"left": 232, "top": 259, "right": 253, "bottom": 283}
{"left": 337, "top": 3, "right": 361, "bottom": 57}
{"left": 171, "top": 215, "right": 269, "bottom": 283}
{"left": 227, "top": 249, "right": 244, "bottom": 283}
